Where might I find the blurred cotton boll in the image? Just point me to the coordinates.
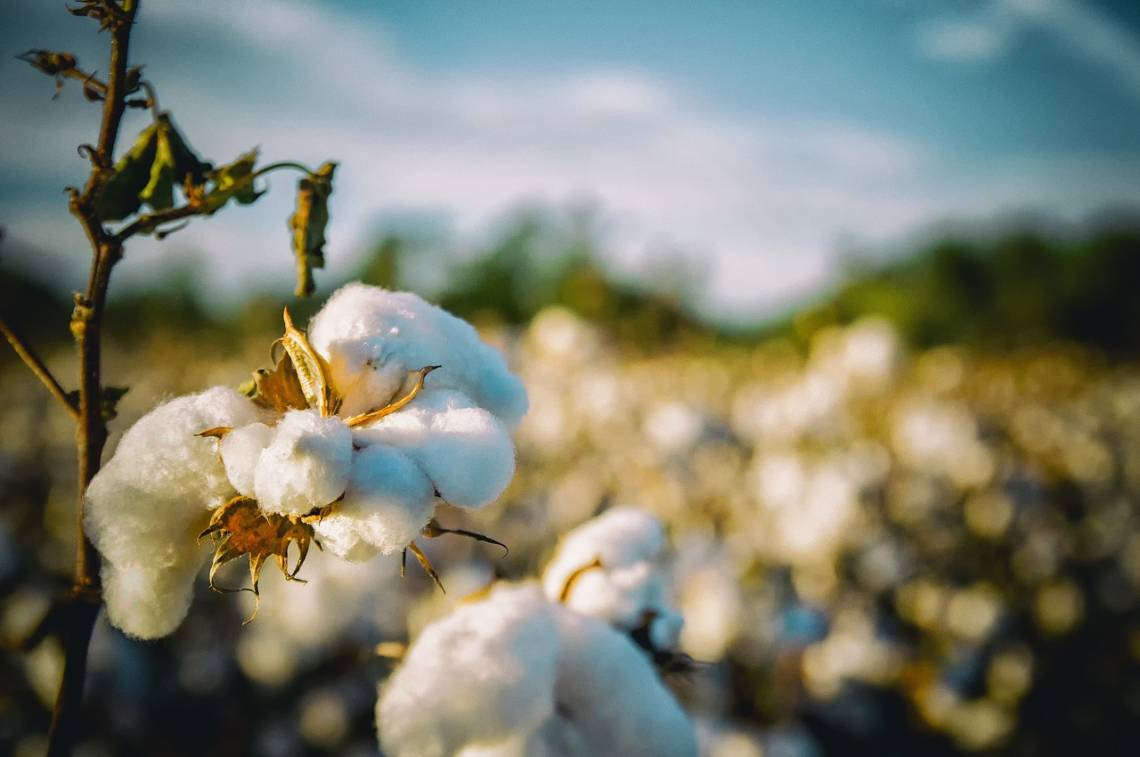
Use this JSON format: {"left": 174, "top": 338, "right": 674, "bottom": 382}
{"left": 542, "top": 507, "right": 684, "bottom": 651}
{"left": 377, "top": 583, "right": 696, "bottom": 757}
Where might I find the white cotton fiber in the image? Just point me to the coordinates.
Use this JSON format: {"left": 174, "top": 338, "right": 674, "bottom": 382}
{"left": 308, "top": 283, "right": 528, "bottom": 426}
{"left": 536, "top": 607, "right": 697, "bottom": 757}
{"left": 101, "top": 553, "right": 203, "bottom": 640}
{"left": 377, "top": 583, "right": 697, "bottom": 757}
{"left": 85, "top": 386, "right": 263, "bottom": 638}
{"left": 542, "top": 508, "right": 683, "bottom": 649}
{"left": 378, "top": 584, "right": 561, "bottom": 757}
{"left": 312, "top": 444, "right": 436, "bottom": 559}
{"left": 353, "top": 388, "right": 515, "bottom": 509}
{"left": 220, "top": 422, "right": 273, "bottom": 497}
{"left": 253, "top": 410, "right": 353, "bottom": 515}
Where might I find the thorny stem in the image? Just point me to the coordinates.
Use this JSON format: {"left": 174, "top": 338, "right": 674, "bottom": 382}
{"left": 0, "top": 317, "right": 79, "bottom": 418}
{"left": 47, "top": 2, "right": 139, "bottom": 755}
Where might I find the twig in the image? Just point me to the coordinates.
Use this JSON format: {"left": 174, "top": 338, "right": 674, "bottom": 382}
{"left": 0, "top": 317, "right": 79, "bottom": 418}
{"left": 47, "top": 2, "right": 139, "bottom": 754}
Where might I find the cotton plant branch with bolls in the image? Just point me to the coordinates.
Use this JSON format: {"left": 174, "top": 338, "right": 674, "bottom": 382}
{"left": 86, "top": 284, "right": 527, "bottom": 638}
{"left": 2, "top": 1, "right": 343, "bottom": 753}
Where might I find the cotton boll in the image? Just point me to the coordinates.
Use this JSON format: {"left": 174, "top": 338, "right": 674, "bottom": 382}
{"left": 313, "top": 444, "right": 435, "bottom": 558}
{"left": 378, "top": 585, "right": 696, "bottom": 757}
{"left": 378, "top": 584, "right": 560, "bottom": 757}
{"left": 85, "top": 387, "right": 264, "bottom": 637}
{"left": 353, "top": 388, "right": 516, "bottom": 509}
{"left": 101, "top": 553, "right": 203, "bottom": 639}
{"left": 254, "top": 410, "right": 352, "bottom": 515}
{"left": 89, "top": 386, "right": 264, "bottom": 542}
{"left": 220, "top": 422, "right": 273, "bottom": 497}
{"left": 538, "top": 608, "right": 697, "bottom": 757}
{"left": 308, "top": 283, "right": 528, "bottom": 426}
{"left": 541, "top": 508, "right": 684, "bottom": 648}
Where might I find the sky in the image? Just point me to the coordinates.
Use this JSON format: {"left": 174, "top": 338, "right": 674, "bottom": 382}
{"left": 2, "top": 0, "right": 1139, "bottom": 321}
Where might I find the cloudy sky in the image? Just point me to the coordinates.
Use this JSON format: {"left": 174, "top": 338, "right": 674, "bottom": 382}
{"left": 2, "top": 0, "right": 1139, "bottom": 320}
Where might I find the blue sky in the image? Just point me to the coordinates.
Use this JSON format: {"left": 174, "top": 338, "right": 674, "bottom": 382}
{"left": 2, "top": 0, "right": 1139, "bottom": 319}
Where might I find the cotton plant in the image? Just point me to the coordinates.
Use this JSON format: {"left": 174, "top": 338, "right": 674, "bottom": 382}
{"left": 377, "top": 583, "right": 697, "bottom": 757}
{"left": 377, "top": 508, "right": 696, "bottom": 756}
{"left": 85, "top": 283, "right": 527, "bottom": 639}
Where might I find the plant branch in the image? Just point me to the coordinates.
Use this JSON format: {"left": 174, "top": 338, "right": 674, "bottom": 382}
{"left": 48, "top": 2, "right": 138, "bottom": 754}
{"left": 0, "top": 317, "right": 80, "bottom": 418}
{"left": 112, "top": 202, "right": 199, "bottom": 242}
{"left": 111, "top": 161, "right": 319, "bottom": 243}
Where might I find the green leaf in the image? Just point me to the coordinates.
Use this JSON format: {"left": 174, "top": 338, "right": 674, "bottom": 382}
{"left": 196, "top": 149, "right": 262, "bottom": 213}
{"left": 139, "top": 121, "right": 176, "bottom": 211}
{"left": 139, "top": 114, "right": 211, "bottom": 212}
{"left": 289, "top": 162, "right": 336, "bottom": 298}
{"left": 94, "top": 123, "right": 158, "bottom": 221}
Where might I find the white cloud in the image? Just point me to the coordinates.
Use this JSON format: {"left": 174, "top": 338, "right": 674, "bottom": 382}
{"left": 4, "top": 0, "right": 1138, "bottom": 321}
{"left": 917, "top": 0, "right": 1140, "bottom": 97}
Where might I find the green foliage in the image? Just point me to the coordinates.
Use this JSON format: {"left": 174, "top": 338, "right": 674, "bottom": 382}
{"left": 791, "top": 226, "right": 1140, "bottom": 355}
{"left": 95, "top": 122, "right": 159, "bottom": 221}
{"left": 197, "top": 149, "right": 263, "bottom": 212}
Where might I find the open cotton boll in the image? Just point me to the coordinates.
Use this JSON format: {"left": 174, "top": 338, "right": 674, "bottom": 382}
{"left": 253, "top": 410, "right": 353, "bottom": 515}
{"left": 220, "top": 422, "right": 273, "bottom": 497}
{"left": 85, "top": 387, "right": 264, "bottom": 636}
{"left": 536, "top": 607, "right": 697, "bottom": 757}
{"left": 353, "top": 388, "right": 516, "bottom": 509}
{"left": 378, "top": 584, "right": 560, "bottom": 757}
{"left": 312, "top": 444, "right": 436, "bottom": 559}
{"left": 88, "top": 386, "right": 264, "bottom": 540}
{"left": 378, "top": 584, "right": 696, "bottom": 757}
{"left": 308, "top": 283, "right": 528, "bottom": 426}
{"left": 542, "top": 508, "right": 683, "bottom": 648}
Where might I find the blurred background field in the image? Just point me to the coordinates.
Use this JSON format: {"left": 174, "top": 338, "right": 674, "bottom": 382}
{"left": 4, "top": 0, "right": 1140, "bottom": 754}
{"left": 3, "top": 217, "right": 1140, "bottom": 756}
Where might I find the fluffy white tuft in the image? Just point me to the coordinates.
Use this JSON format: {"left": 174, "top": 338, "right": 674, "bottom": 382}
{"left": 219, "top": 422, "right": 273, "bottom": 497}
{"left": 542, "top": 508, "right": 683, "bottom": 650}
{"left": 377, "top": 583, "right": 696, "bottom": 757}
{"left": 308, "top": 283, "right": 528, "bottom": 426}
{"left": 85, "top": 386, "right": 263, "bottom": 638}
{"left": 353, "top": 388, "right": 516, "bottom": 509}
{"left": 536, "top": 606, "right": 696, "bottom": 756}
{"left": 378, "top": 584, "right": 560, "bottom": 757}
{"left": 313, "top": 444, "right": 436, "bottom": 559}
{"left": 253, "top": 410, "right": 353, "bottom": 515}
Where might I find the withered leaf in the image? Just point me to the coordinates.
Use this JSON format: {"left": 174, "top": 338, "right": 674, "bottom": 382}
{"left": 199, "top": 496, "right": 316, "bottom": 623}
{"left": 245, "top": 353, "right": 309, "bottom": 413}
{"left": 17, "top": 50, "right": 77, "bottom": 76}
{"left": 280, "top": 307, "right": 339, "bottom": 416}
{"left": 289, "top": 162, "right": 336, "bottom": 297}
{"left": 195, "top": 149, "right": 263, "bottom": 213}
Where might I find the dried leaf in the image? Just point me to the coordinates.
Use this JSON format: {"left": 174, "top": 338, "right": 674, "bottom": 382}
{"left": 245, "top": 354, "right": 309, "bottom": 413}
{"left": 289, "top": 162, "right": 336, "bottom": 297}
{"left": 199, "top": 496, "right": 317, "bottom": 617}
{"left": 17, "top": 50, "right": 77, "bottom": 76}
{"left": 280, "top": 307, "right": 339, "bottom": 416}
